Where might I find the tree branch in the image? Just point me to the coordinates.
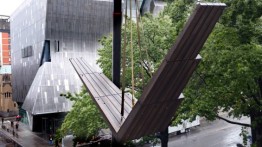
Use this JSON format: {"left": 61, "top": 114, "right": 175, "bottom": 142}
{"left": 147, "top": 53, "right": 157, "bottom": 63}
{"left": 215, "top": 115, "right": 251, "bottom": 127}
{"left": 142, "top": 60, "right": 152, "bottom": 78}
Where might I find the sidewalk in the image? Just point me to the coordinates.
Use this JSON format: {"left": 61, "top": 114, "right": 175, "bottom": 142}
{"left": 0, "top": 118, "right": 52, "bottom": 147}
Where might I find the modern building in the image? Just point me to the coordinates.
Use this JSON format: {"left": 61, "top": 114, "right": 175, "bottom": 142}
{"left": 11, "top": 0, "right": 113, "bottom": 132}
{"left": 10, "top": 0, "right": 163, "bottom": 133}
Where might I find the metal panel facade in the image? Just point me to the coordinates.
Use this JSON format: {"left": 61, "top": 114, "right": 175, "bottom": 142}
{"left": 11, "top": 0, "right": 48, "bottom": 103}
{"left": 11, "top": 0, "right": 113, "bottom": 115}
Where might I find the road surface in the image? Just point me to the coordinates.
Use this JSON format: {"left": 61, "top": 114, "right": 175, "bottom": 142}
{"left": 168, "top": 117, "right": 251, "bottom": 147}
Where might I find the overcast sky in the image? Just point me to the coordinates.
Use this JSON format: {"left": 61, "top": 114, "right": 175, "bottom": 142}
{"left": 0, "top": 0, "right": 24, "bottom": 16}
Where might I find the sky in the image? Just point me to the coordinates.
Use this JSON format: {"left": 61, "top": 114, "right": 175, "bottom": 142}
{"left": 0, "top": 0, "right": 24, "bottom": 16}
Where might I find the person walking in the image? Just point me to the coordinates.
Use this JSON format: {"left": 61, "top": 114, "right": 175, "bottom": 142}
{"left": 15, "top": 122, "right": 19, "bottom": 130}
{"left": 49, "top": 135, "right": 53, "bottom": 145}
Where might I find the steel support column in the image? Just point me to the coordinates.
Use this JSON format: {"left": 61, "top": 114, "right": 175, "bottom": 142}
{"left": 112, "top": 0, "right": 122, "bottom": 88}
{"left": 112, "top": 0, "right": 123, "bottom": 146}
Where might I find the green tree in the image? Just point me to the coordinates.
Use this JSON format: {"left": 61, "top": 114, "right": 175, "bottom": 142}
{"left": 168, "top": 0, "right": 262, "bottom": 146}
{"left": 59, "top": 87, "right": 107, "bottom": 141}
{"left": 97, "top": 14, "right": 176, "bottom": 97}
{"left": 98, "top": 0, "right": 262, "bottom": 146}
{"left": 97, "top": 11, "right": 176, "bottom": 145}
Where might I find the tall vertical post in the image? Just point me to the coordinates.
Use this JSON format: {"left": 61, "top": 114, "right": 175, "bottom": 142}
{"left": 112, "top": 0, "right": 123, "bottom": 146}
{"left": 113, "top": 0, "right": 122, "bottom": 88}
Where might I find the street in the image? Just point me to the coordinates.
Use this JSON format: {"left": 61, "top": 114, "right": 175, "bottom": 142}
{"left": 168, "top": 117, "right": 251, "bottom": 147}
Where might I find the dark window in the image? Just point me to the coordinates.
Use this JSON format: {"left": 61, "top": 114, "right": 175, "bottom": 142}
{"left": 40, "top": 40, "right": 51, "bottom": 66}
{"left": 14, "top": 103, "right": 16, "bottom": 107}
{"left": 55, "top": 40, "right": 60, "bottom": 52}
{"left": 21, "top": 46, "right": 33, "bottom": 58}
{"left": 2, "top": 74, "right": 10, "bottom": 81}
{"left": 57, "top": 41, "right": 60, "bottom": 52}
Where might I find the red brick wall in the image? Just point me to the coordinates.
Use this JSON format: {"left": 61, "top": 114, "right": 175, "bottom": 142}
{"left": 1, "top": 32, "right": 11, "bottom": 65}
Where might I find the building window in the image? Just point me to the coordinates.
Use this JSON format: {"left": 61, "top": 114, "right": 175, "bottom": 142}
{"left": 2, "top": 74, "right": 10, "bottom": 81}
{"left": 40, "top": 40, "right": 51, "bottom": 66}
{"left": 14, "top": 103, "right": 16, "bottom": 107}
{"left": 55, "top": 40, "right": 60, "bottom": 52}
{"left": 21, "top": 46, "right": 33, "bottom": 58}
{"left": 4, "top": 92, "right": 11, "bottom": 98}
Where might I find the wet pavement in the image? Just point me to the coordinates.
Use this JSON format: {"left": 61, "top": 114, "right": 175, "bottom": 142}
{"left": 168, "top": 116, "right": 251, "bottom": 147}
{"left": 0, "top": 118, "right": 51, "bottom": 147}
{"left": 0, "top": 116, "right": 251, "bottom": 147}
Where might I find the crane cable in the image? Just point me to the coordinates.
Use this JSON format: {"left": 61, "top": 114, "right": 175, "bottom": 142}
{"left": 135, "top": 1, "right": 152, "bottom": 78}
{"left": 135, "top": 0, "right": 145, "bottom": 88}
{"left": 130, "top": 0, "right": 135, "bottom": 107}
{"left": 122, "top": 0, "right": 152, "bottom": 110}
{"left": 121, "top": 0, "right": 128, "bottom": 120}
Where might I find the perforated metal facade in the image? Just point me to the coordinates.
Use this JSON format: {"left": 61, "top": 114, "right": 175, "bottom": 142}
{"left": 11, "top": 0, "right": 113, "bottom": 116}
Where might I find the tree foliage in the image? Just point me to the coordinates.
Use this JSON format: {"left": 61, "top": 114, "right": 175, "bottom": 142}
{"left": 98, "top": 0, "right": 262, "bottom": 146}
{"left": 59, "top": 87, "right": 107, "bottom": 139}
{"left": 59, "top": 0, "right": 261, "bottom": 146}
{"left": 169, "top": 0, "right": 262, "bottom": 146}
{"left": 97, "top": 13, "right": 176, "bottom": 97}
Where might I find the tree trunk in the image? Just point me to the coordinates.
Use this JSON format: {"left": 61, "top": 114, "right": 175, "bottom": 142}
{"left": 250, "top": 112, "right": 262, "bottom": 147}
{"left": 159, "top": 127, "right": 169, "bottom": 147}
{"left": 111, "top": 137, "right": 124, "bottom": 147}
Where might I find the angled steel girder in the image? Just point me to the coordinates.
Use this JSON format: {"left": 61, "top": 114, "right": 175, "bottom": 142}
{"left": 70, "top": 2, "right": 226, "bottom": 142}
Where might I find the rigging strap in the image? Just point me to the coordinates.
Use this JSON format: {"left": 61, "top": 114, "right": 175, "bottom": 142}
{"left": 130, "top": 0, "right": 135, "bottom": 107}
{"left": 121, "top": 0, "right": 128, "bottom": 119}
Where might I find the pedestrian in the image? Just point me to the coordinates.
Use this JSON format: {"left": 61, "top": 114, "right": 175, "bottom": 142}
{"left": 49, "top": 135, "right": 53, "bottom": 145}
{"left": 16, "top": 115, "right": 21, "bottom": 121}
{"left": 11, "top": 121, "right": 14, "bottom": 127}
{"left": 15, "top": 122, "right": 19, "bottom": 130}
{"left": 1, "top": 117, "right": 3, "bottom": 124}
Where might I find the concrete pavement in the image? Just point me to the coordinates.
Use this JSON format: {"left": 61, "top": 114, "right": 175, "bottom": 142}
{"left": 0, "top": 118, "right": 52, "bottom": 147}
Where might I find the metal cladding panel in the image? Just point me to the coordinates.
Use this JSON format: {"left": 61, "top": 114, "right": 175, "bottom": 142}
{"left": 70, "top": 2, "right": 225, "bottom": 143}
{"left": 22, "top": 56, "right": 81, "bottom": 115}
{"left": 12, "top": 0, "right": 113, "bottom": 114}
{"left": 10, "top": 0, "right": 48, "bottom": 103}
{"left": 70, "top": 58, "right": 133, "bottom": 134}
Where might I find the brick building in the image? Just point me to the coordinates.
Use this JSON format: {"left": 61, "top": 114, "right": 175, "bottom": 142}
{"left": 0, "top": 15, "right": 18, "bottom": 117}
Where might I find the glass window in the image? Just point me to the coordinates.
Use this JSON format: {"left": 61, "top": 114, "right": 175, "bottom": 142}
{"left": 21, "top": 46, "right": 33, "bottom": 58}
